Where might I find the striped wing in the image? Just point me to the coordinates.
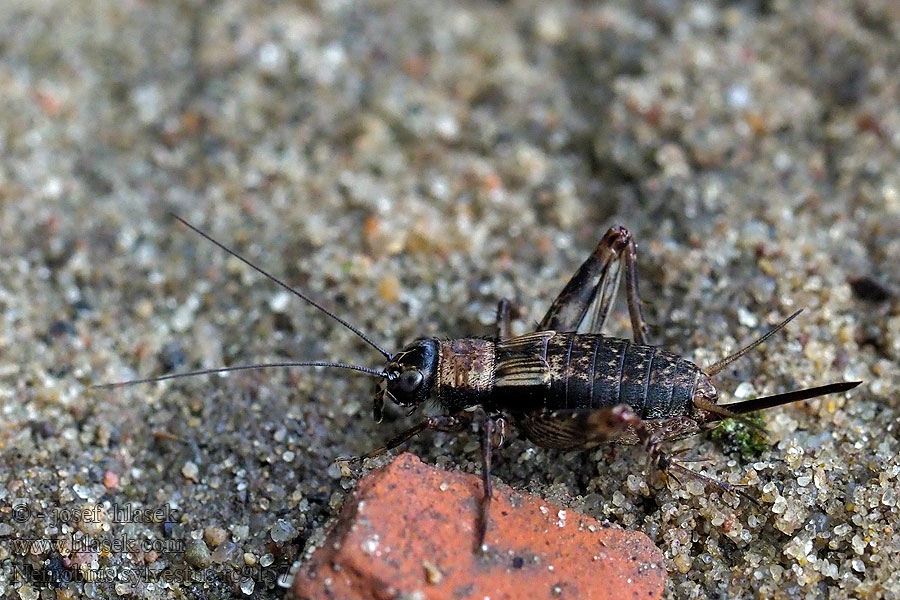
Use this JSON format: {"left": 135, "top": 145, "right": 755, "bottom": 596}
{"left": 494, "top": 331, "right": 555, "bottom": 389}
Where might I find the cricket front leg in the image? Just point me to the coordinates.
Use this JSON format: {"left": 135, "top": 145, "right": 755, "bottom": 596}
{"left": 538, "top": 226, "right": 649, "bottom": 344}
{"left": 473, "top": 409, "right": 509, "bottom": 553}
{"left": 335, "top": 414, "right": 470, "bottom": 464}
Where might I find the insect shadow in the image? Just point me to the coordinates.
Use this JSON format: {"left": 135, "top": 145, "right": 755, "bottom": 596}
{"left": 98, "top": 215, "right": 861, "bottom": 552}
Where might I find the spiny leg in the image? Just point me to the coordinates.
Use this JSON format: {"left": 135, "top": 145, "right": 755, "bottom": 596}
{"left": 622, "top": 233, "right": 649, "bottom": 344}
{"left": 517, "top": 407, "right": 638, "bottom": 450}
{"left": 495, "top": 298, "right": 512, "bottom": 341}
{"left": 473, "top": 409, "right": 509, "bottom": 553}
{"left": 478, "top": 411, "right": 494, "bottom": 552}
{"left": 610, "top": 407, "right": 758, "bottom": 504}
{"left": 335, "top": 414, "right": 470, "bottom": 464}
{"left": 519, "top": 406, "right": 755, "bottom": 503}
{"left": 538, "top": 227, "right": 624, "bottom": 333}
{"left": 538, "top": 226, "right": 649, "bottom": 344}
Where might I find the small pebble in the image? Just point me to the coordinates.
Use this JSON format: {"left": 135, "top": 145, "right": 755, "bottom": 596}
{"left": 182, "top": 461, "right": 199, "bottom": 482}
{"left": 204, "top": 526, "right": 228, "bottom": 547}
{"left": 733, "top": 381, "right": 755, "bottom": 399}
{"left": 271, "top": 519, "right": 299, "bottom": 543}
{"left": 232, "top": 525, "right": 250, "bottom": 542}
{"left": 78, "top": 503, "right": 107, "bottom": 536}
{"left": 240, "top": 577, "right": 255, "bottom": 595}
{"left": 102, "top": 471, "right": 119, "bottom": 490}
{"left": 211, "top": 541, "right": 238, "bottom": 564}
{"left": 423, "top": 560, "right": 443, "bottom": 584}
{"left": 18, "top": 585, "right": 39, "bottom": 600}
{"left": 184, "top": 540, "right": 212, "bottom": 569}
{"left": 378, "top": 274, "right": 401, "bottom": 303}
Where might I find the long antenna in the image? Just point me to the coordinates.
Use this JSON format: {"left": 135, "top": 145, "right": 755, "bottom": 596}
{"left": 171, "top": 213, "right": 392, "bottom": 359}
{"left": 705, "top": 309, "right": 803, "bottom": 377}
{"left": 93, "top": 361, "right": 384, "bottom": 389}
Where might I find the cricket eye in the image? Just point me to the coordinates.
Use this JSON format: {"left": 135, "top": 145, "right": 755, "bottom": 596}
{"left": 397, "top": 369, "right": 423, "bottom": 393}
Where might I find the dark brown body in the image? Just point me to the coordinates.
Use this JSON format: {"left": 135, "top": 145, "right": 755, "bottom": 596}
{"left": 429, "top": 332, "right": 712, "bottom": 449}
{"left": 434, "top": 334, "right": 703, "bottom": 414}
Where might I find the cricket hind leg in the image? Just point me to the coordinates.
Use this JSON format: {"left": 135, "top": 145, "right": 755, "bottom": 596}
{"left": 521, "top": 406, "right": 757, "bottom": 504}
{"left": 538, "top": 226, "right": 649, "bottom": 344}
{"left": 619, "top": 410, "right": 760, "bottom": 504}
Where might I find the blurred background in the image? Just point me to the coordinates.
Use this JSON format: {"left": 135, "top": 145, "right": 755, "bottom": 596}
{"left": 1, "top": 1, "right": 898, "bottom": 598}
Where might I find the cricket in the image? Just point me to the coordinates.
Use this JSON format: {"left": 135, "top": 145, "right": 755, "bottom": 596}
{"left": 101, "top": 215, "right": 862, "bottom": 551}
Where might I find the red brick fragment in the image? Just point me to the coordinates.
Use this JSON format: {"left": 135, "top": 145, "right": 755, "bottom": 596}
{"left": 290, "top": 453, "right": 665, "bottom": 600}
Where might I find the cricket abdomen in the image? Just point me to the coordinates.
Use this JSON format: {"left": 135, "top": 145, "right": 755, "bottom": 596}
{"left": 543, "top": 333, "right": 701, "bottom": 419}
{"left": 443, "top": 332, "right": 703, "bottom": 420}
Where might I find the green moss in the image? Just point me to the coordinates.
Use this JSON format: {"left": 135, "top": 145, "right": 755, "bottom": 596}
{"left": 711, "top": 413, "right": 768, "bottom": 459}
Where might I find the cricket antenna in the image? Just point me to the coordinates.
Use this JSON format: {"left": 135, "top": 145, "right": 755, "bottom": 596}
{"left": 171, "top": 213, "right": 392, "bottom": 359}
{"left": 93, "top": 361, "right": 385, "bottom": 389}
{"left": 704, "top": 309, "right": 803, "bottom": 377}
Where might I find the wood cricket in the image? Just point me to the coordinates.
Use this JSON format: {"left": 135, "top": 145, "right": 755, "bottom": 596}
{"left": 101, "top": 216, "right": 861, "bottom": 551}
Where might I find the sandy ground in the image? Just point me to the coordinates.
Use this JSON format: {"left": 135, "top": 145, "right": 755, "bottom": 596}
{"left": 1, "top": 1, "right": 899, "bottom": 598}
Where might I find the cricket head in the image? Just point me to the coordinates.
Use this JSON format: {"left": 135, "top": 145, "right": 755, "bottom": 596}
{"left": 373, "top": 338, "right": 440, "bottom": 422}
